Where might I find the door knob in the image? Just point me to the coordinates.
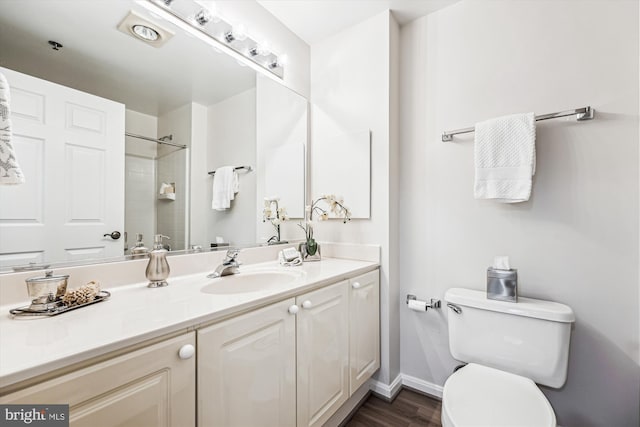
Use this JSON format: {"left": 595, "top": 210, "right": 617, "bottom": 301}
{"left": 352, "top": 282, "right": 361, "bottom": 289}
{"left": 302, "top": 300, "right": 312, "bottom": 309}
{"left": 103, "top": 231, "right": 121, "bottom": 240}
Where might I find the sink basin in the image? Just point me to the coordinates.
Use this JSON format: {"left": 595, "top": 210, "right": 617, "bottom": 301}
{"left": 200, "top": 270, "right": 303, "bottom": 295}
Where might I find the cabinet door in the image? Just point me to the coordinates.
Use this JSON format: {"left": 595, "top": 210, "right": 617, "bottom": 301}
{"left": 349, "top": 270, "right": 380, "bottom": 394}
{"left": 297, "top": 281, "right": 349, "bottom": 427}
{"left": 0, "top": 332, "right": 196, "bottom": 427}
{"left": 198, "top": 298, "right": 296, "bottom": 427}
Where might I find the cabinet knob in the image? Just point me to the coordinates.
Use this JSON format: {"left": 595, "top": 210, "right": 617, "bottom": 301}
{"left": 352, "top": 282, "right": 361, "bottom": 289}
{"left": 288, "top": 304, "right": 299, "bottom": 315}
{"left": 302, "top": 300, "right": 312, "bottom": 309}
{"left": 178, "top": 344, "right": 195, "bottom": 360}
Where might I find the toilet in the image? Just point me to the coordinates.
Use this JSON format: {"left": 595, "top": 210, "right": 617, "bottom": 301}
{"left": 442, "top": 288, "right": 575, "bottom": 427}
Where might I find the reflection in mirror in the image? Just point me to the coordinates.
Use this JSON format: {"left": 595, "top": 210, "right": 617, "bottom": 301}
{"left": 311, "top": 130, "right": 371, "bottom": 218}
{"left": 0, "top": 0, "right": 307, "bottom": 272}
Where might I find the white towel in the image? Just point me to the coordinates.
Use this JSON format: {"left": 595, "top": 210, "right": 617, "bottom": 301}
{"left": 211, "top": 166, "right": 239, "bottom": 210}
{"left": 474, "top": 112, "right": 536, "bottom": 203}
{"left": 0, "top": 72, "right": 25, "bottom": 185}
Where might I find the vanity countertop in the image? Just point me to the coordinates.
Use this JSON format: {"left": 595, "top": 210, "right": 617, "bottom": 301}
{"left": 0, "top": 258, "right": 378, "bottom": 389}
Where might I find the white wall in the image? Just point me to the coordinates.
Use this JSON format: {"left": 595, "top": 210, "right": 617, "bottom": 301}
{"left": 310, "top": 10, "right": 400, "bottom": 385}
{"left": 158, "top": 104, "right": 192, "bottom": 250}
{"left": 256, "top": 75, "right": 308, "bottom": 243}
{"left": 399, "top": 1, "right": 639, "bottom": 426}
{"left": 207, "top": 88, "right": 257, "bottom": 246}
{"left": 216, "top": 0, "right": 310, "bottom": 99}
{"left": 189, "top": 103, "right": 208, "bottom": 249}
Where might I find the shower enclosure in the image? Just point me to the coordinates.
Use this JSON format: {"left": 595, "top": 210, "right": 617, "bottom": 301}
{"left": 124, "top": 131, "right": 189, "bottom": 254}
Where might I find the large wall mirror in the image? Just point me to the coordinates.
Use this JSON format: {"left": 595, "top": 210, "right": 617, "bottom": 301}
{"left": 0, "top": 0, "right": 307, "bottom": 272}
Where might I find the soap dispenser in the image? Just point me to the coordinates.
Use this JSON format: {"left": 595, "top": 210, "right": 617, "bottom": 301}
{"left": 130, "top": 233, "right": 149, "bottom": 258}
{"left": 146, "top": 234, "right": 170, "bottom": 288}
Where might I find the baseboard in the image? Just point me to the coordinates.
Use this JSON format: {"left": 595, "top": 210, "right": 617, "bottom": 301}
{"left": 370, "top": 373, "right": 403, "bottom": 401}
{"left": 370, "top": 373, "right": 443, "bottom": 401}
{"left": 400, "top": 374, "right": 444, "bottom": 399}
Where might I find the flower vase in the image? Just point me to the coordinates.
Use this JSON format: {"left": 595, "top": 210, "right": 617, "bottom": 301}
{"left": 299, "top": 238, "right": 321, "bottom": 262}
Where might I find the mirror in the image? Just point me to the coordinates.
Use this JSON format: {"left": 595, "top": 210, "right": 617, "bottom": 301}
{"left": 311, "top": 129, "right": 370, "bottom": 218}
{"left": 0, "top": 0, "right": 307, "bottom": 272}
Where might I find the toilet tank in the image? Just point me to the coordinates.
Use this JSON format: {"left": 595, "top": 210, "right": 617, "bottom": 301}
{"left": 445, "top": 288, "right": 575, "bottom": 388}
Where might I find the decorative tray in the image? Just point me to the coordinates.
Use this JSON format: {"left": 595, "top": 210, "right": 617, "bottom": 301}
{"left": 9, "top": 291, "right": 111, "bottom": 318}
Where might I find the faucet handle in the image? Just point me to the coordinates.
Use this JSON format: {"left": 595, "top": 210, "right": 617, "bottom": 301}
{"left": 225, "top": 249, "right": 240, "bottom": 261}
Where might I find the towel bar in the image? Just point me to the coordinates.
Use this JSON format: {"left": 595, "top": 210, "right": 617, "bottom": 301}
{"left": 208, "top": 165, "right": 253, "bottom": 176}
{"left": 442, "top": 106, "right": 594, "bottom": 142}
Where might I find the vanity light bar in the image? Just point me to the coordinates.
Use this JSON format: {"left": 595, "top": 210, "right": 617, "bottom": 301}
{"left": 143, "top": 0, "right": 284, "bottom": 79}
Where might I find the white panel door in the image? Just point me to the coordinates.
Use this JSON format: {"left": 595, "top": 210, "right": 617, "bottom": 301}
{"left": 198, "top": 298, "right": 296, "bottom": 427}
{"left": 0, "top": 67, "right": 125, "bottom": 268}
{"left": 296, "top": 281, "right": 350, "bottom": 427}
{"left": 349, "top": 270, "right": 380, "bottom": 394}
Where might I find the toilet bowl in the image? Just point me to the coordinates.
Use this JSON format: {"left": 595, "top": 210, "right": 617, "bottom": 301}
{"left": 443, "top": 288, "right": 575, "bottom": 427}
{"left": 441, "top": 363, "right": 555, "bottom": 427}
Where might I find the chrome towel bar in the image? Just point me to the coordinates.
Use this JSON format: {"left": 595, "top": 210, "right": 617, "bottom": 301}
{"left": 208, "top": 165, "right": 253, "bottom": 176}
{"left": 441, "top": 106, "right": 594, "bottom": 142}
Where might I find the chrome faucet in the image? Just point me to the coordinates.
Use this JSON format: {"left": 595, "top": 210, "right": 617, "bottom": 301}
{"left": 207, "top": 249, "right": 241, "bottom": 278}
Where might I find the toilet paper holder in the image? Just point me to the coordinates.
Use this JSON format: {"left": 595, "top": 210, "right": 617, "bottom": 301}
{"left": 406, "top": 294, "right": 441, "bottom": 311}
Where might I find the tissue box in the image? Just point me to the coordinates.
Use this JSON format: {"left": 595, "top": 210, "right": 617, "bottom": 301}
{"left": 487, "top": 267, "right": 518, "bottom": 302}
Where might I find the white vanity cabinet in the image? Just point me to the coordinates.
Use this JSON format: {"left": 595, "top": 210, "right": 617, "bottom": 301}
{"left": 296, "top": 280, "right": 350, "bottom": 427}
{"left": 198, "top": 270, "right": 380, "bottom": 427}
{"left": 197, "top": 298, "right": 297, "bottom": 427}
{"left": 0, "top": 332, "right": 196, "bottom": 427}
{"left": 0, "top": 266, "right": 380, "bottom": 427}
{"left": 349, "top": 270, "right": 381, "bottom": 394}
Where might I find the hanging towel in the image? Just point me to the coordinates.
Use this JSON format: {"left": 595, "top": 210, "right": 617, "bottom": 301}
{"left": 0, "top": 71, "right": 25, "bottom": 185}
{"left": 474, "top": 112, "right": 536, "bottom": 203}
{"left": 211, "top": 166, "right": 239, "bottom": 210}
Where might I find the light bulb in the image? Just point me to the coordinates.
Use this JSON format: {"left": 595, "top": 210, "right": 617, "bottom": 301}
{"left": 196, "top": 1, "right": 221, "bottom": 23}
{"left": 257, "top": 41, "right": 271, "bottom": 56}
{"left": 233, "top": 24, "right": 247, "bottom": 41}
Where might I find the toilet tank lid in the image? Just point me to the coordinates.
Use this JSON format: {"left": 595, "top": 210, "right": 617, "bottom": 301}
{"left": 445, "top": 288, "right": 575, "bottom": 323}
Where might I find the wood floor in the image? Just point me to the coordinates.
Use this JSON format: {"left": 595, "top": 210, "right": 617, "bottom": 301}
{"left": 344, "top": 388, "right": 442, "bottom": 427}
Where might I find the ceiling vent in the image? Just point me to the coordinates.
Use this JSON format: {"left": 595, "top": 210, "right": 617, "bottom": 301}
{"left": 117, "top": 10, "right": 174, "bottom": 48}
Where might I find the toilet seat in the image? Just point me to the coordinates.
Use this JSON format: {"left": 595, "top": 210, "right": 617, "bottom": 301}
{"left": 442, "top": 363, "right": 556, "bottom": 427}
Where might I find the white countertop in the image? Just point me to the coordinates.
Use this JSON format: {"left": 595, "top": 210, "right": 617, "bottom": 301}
{"left": 0, "top": 258, "right": 378, "bottom": 389}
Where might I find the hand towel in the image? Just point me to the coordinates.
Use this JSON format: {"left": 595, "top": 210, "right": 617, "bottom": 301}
{"left": 211, "top": 166, "right": 239, "bottom": 210}
{"left": 474, "top": 112, "right": 536, "bottom": 203}
{"left": 0, "top": 71, "right": 25, "bottom": 185}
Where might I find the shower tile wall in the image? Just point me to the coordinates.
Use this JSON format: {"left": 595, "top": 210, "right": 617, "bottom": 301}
{"left": 124, "top": 155, "right": 156, "bottom": 251}
{"left": 156, "top": 148, "right": 187, "bottom": 251}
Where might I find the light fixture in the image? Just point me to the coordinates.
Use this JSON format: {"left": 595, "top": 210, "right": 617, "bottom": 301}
{"left": 194, "top": 9, "right": 210, "bottom": 25}
{"left": 142, "top": 0, "right": 284, "bottom": 78}
{"left": 117, "top": 10, "right": 175, "bottom": 48}
{"left": 132, "top": 24, "right": 160, "bottom": 41}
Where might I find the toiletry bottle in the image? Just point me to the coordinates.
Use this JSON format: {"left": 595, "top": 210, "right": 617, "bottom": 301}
{"left": 146, "top": 234, "right": 170, "bottom": 288}
{"left": 130, "top": 233, "right": 149, "bottom": 257}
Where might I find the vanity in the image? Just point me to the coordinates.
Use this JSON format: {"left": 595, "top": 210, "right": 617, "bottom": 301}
{"left": 0, "top": 247, "right": 380, "bottom": 427}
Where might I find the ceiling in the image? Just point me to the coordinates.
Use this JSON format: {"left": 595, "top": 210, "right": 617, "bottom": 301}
{"left": 0, "top": 0, "right": 256, "bottom": 116}
{"left": 257, "top": 0, "right": 460, "bottom": 45}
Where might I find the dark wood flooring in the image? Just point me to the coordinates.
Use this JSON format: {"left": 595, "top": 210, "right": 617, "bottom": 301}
{"left": 344, "top": 388, "right": 442, "bottom": 427}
